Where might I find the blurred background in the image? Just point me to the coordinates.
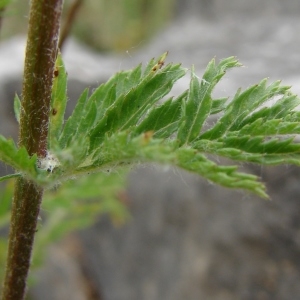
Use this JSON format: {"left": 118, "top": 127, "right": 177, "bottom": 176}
{"left": 1, "top": 0, "right": 300, "bottom": 299}
{"left": 1, "top": 0, "right": 174, "bottom": 52}
{"left": 2, "top": 0, "right": 300, "bottom": 51}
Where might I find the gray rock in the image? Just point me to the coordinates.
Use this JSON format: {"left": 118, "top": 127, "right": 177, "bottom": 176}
{"left": 76, "top": 165, "right": 300, "bottom": 300}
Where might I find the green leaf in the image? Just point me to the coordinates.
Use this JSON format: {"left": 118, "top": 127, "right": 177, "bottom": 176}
{"left": 74, "top": 131, "right": 176, "bottom": 176}
{"left": 52, "top": 55, "right": 300, "bottom": 198}
{"left": 238, "top": 119, "right": 300, "bottom": 136}
{"left": 239, "top": 92, "right": 300, "bottom": 128}
{"left": 177, "top": 57, "right": 240, "bottom": 145}
{"left": 59, "top": 53, "right": 185, "bottom": 155}
{"left": 55, "top": 135, "right": 90, "bottom": 173}
{"left": 177, "top": 67, "right": 212, "bottom": 145}
{"left": 59, "top": 88, "right": 89, "bottom": 148}
{"left": 88, "top": 58, "right": 186, "bottom": 150}
{"left": 193, "top": 135, "right": 300, "bottom": 166}
{"left": 0, "top": 136, "right": 38, "bottom": 178}
{"left": 134, "top": 91, "right": 187, "bottom": 138}
{"left": 176, "top": 148, "right": 268, "bottom": 198}
{"left": 34, "top": 170, "right": 129, "bottom": 252}
{"left": 58, "top": 58, "right": 163, "bottom": 151}
{"left": 200, "top": 79, "right": 290, "bottom": 140}
{"left": 0, "top": 180, "right": 13, "bottom": 228}
{"left": 221, "top": 135, "right": 300, "bottom": 154}
{"left": 211, "top": 97, "right": 228, "bottom": 114}
{"left": 72, "top": 131, "right": 267, "bottom": 198}
{"left": 49, "top": 52, "right": 68, "bottom": 148}
{"left": 143, "top": 52, "right": 169, "bottom": 75}
{"left": 0, "top": 173, "right": 21, "bottom": 182}
{"left": 13, "top": 94, "right": 21, "bottom": 123}
{"left": 86, "top": 65, "right": 142, "bottom": 123}
{"left": 4, "top": 54, "right": 300, "bottom": 198}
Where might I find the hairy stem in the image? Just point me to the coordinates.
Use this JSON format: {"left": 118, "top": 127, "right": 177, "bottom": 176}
{"left": 1, "top": 1, "right": 63, "bottom": 299}
{"left": 20, "top": 0, "right": 62, "bottom": 157}
{"left": 2, "top": 179, "right": 43, "bottom": 300}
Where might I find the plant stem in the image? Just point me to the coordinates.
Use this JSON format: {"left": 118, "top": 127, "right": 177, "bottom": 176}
{"left": 2, "top": 179, "right": 43, "bottom": 300}
{"left": 20, "top": 0, "right": 63, "bottom": 157}
{"left": 1, "top": 1, "right": 63, "bottom": 299}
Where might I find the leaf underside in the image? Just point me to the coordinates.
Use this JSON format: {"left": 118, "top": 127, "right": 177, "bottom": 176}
{"left": 1, "top": 53, "right": 300, "bottom": 198}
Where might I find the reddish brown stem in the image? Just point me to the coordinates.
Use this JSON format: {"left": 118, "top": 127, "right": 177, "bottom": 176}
{"left": 2, "top": 178, "right": 43, "bottom": 300}
{"left": 1, "top": 1, "right": 63, "bottom": 299}
{"left": 20, "top": 0, "right": 63, "bottom": 158}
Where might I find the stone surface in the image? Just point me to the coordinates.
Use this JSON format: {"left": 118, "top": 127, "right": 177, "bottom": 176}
{"left": 1, "top": 1, "right": 300, "bottom": 299}
{"left": 76, "top": 165, "right": 300, "bottom": 300}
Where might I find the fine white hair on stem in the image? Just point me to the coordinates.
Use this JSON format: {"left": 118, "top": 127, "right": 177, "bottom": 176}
{"left": 38, "top": 151, "right": 60, "bottom": 172}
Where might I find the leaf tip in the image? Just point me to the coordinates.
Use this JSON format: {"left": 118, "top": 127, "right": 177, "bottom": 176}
{"left": 152, "top": 52, "right": 169, "bottom": 72}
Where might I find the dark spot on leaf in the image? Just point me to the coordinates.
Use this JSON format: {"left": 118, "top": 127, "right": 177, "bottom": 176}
{"left": 52, "top": 108, "right": 57, "bottom": 115}
{"left": 143, "top": 131, "right": 154, "bottom": 143}
{"left": 152, "top": 60, "right": 165, "bottom": 72}
{"left": 54, "top": 69, "right": 59, "bottom": 77}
